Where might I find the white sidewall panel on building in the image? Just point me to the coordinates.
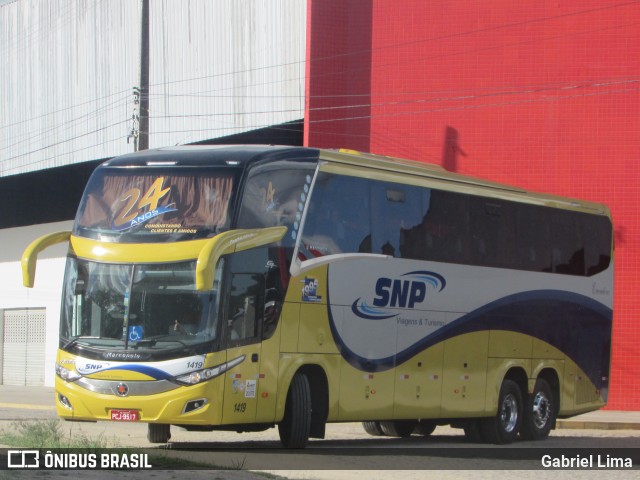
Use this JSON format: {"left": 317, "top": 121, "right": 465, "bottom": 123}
{"left": 2, "top": 310, "right": 28, "bottom": 386}
{"left": 1, "top": 0, "right": 306, "bottom": 176}
{"left": 148, "top": 0, "right": 306, "bottom": 147}
{"left": 1, "top": 0, "right": 141, "bottom": 176}
{"left": 2, "top": 308, "right": 46, "bottom": 386}
{"left": 0, "top": 221, "right": 72, "bottom": 386}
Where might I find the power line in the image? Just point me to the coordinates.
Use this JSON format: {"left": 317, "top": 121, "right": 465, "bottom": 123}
{"left": 2, "top": 1, "right": 638, "bottom": 174}
{"left": 3, "top": 75, "right": 637, "bottom": 173}
{"left": 2, "top": 2, "right": 635, "bottom": 131}
{"left": 0, "top": 0, "right": 77, "bottom": 61}
{"left": 130, "top": 15, "right": 639, "bottom": 111}
{"left": 1, "top": 96, "right": 129, "bottom": 152}
{"left": 143, "top": 1, "right": 640, "bottom": 90}
{"left": 304, "top": 20, "right": 640, "bottom": 86}
{"left": 145, "top": 83, "right": 639, "bottom": 136}
{"left": 1, "top": 132, "right": 128, "bottom": 176}
{"left": 1, "top": 119, "right": 129, "bottom": 165}
{"left": 0, "top": 89, "right": 131, "bottom": 131}
{"left": 146, "top": 78, "right": 639, "bottom": 120}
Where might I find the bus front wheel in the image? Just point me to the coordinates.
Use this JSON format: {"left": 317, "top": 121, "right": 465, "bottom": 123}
{"left": 481, "top": 379, "right": 523, "bottom": 444}
{"left": 278, "top": 373, "right": 312, "bottom": 448}
{"left": 147, "top": 423, "right": 171, "bottom": 443}
{"left": 415, "top": 420, "right": 436, "bottom": 437}
{"left": 463, "top": 419, "right": 484, "bottom": 443}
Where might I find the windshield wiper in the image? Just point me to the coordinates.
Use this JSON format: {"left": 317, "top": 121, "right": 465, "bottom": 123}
{"left": 62, "top": 336, "right": 100, "bottom": 350}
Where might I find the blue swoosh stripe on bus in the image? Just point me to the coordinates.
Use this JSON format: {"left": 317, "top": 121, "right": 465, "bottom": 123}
{"left": 328, "top": 288, "right": 612, "bottom": 392}
{"left": 99, "top": 365, "right": 174, "bottom": 380}
{"left": 351, "top": 298, "right": 398, "bottom": 320}
{"left": 402, "top": 271, "right": 446, "bottom": 291}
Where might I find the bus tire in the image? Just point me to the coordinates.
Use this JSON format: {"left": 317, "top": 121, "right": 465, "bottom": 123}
{"left": 463, "top": 419, "right": 484, "bottom": 443}
{"left": 379, "top": 420, "right": 416, "bottom": 437}
{"left": 481, "top": 379, "right": 523, "bottom": 444}
{"left": 147, "top": 423, "right": 171, "bottom": 443}
{"left": 278, "top": 373, "right": 312, "bottom": 448}
{"left": 520, "top": 378, "right": 555, "bottom": 441}
{"left": 362, "top": 421, "right": 385, "bottom": 436}
{"left": 415, "top": 420, "right": 436, "bottom": 437}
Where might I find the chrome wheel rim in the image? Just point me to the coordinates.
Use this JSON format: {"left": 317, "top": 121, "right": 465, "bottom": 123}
{"left": 500, "top": 393, "right": 519, "bottom": 433}
{"left": 532, "top": 391, "right": 551, "bottom": 429}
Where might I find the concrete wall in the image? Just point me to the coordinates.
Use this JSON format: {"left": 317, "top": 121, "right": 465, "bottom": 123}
{"left": 0, "top": 221, "right": 72, "bottom": 386}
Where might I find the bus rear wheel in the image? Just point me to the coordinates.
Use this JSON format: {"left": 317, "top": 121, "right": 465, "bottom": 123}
{"left": 481, "top": 379, "right": 523, "bottom": 444}
{"left": 379, "top": 420, "right": 416, "bottom": 437}
{"left": 362, "top": 421, "right": 385, "bottom": 436}
{"left": 520, "top": 378, "right": 555, "bottom": 440}
{"left": 278, "top": 373, "right": 312, "bottom": 448}
{"left": 147, "top": 423, "right": 171, "bottom": 443}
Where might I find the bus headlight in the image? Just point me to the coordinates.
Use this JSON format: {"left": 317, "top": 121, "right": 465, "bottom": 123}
{"left": 174, "top": 366, "right": 220, "bottom": 386}
{"left": 55, "top": 363, "right": 81, "bottom": 382}
{"left": 172, "top": 355, "right": 246, "bottom": 386}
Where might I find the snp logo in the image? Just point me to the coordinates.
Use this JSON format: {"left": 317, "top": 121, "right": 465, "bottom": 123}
{"left": 351, "top": 271, "right": 446, "bottom": 320}
{"left": 7, "top": 450, "right": 39, "bottom": 468}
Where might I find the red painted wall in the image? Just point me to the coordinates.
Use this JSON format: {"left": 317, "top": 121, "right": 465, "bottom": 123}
{"left": 306, "top": 0, "right": 640, "bottom": 409}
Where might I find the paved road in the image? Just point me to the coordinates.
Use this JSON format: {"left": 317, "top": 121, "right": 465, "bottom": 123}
{"left": 1, "top": 386, "right": 639, "bottom": 479}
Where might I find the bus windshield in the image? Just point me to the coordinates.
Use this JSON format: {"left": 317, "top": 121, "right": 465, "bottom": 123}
{"left": 61, "top": 257, "right": 222, "bottom": 353}
{"left": 74, "top": 167, "right": 238, "bottom": 242}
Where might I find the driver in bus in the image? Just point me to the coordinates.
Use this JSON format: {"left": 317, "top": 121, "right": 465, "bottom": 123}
{"left": 170, "top": 317, "right": 198, "bottom": 335}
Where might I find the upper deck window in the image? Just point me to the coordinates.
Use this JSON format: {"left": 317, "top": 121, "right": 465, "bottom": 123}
{"left": 299, "top": 172, "right": 612, "bottom": 277}
{"left": 237, "top": 159, "right": 317, "bottom": 247}
{"left": 74, "top": 167, "right": 238, "bottom": 242}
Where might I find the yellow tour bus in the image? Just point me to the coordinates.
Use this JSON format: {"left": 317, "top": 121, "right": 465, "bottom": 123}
{"left": 22, "top": 146, "right": 613, "bottom": 447}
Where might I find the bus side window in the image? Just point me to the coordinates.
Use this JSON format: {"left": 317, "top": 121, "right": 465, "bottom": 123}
{"left": 583, "top": 216, "right": 612, "bottom": 276}
{"left": 551, "top": 211, "right": 585, "bottom": 276}
{"left": 371, "top": 183, "right": 424, "bottom": 258}
{"left": 300, "top": 173, "right": 371, "bottom": 257}
{"left": 469, "top": 198, "right": 515, "bottom": 268}
{"left": 516, "top": 204, "right": 551, "bottom": 273}
{"left": 403, "top": 189, "right": 469, "bottom": 264}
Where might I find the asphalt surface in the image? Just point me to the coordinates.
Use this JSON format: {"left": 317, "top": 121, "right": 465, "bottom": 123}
{"left": 1, "top": 385, "right": 640, "bottom": 480}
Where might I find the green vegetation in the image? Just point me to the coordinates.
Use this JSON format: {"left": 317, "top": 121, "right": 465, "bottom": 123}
{"left": 0, "top": 419, "right": 288, "bottom": 477}
{"left": 0, "top": 419, "right": 116, "bottom": 448}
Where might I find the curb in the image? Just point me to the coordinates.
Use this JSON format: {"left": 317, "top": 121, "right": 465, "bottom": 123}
{"left": 556, "top": 419, "right": 640, "bottom": 430}
{"left": 0, "top": 402, "right": 56, "bottom": 411}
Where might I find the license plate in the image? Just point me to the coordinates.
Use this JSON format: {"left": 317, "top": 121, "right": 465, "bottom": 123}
{"left": 110, "top": 409, "right": 139, "bottom": 422}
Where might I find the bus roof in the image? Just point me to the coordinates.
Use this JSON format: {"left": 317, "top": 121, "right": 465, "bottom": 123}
{"left": 98, "top": 145, "right": 609, "bottom": 216}
{"left": 100, "top": 145, "right": 318, "bottom": 168}
{"left": 320, "top": 148, "right": 610, "bottom": 216}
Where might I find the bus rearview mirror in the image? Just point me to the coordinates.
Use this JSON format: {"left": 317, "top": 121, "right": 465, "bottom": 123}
{"left": 22, "top": 231, "right": 71, "bottom": 288}
{"left": 195, "top": 226, "right": 287, "bottom": 291}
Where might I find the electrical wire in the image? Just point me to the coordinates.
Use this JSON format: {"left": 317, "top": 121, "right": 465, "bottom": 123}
{"left": 1, "top": 1, "right": 638, "bottom": 175}
{"left": 2, "top": 75, "right": 637, "bottom": 175}
{"left": 1, "top": 96, "right": 130, "bottom": 152}
{"left": 1, "top": 119, "right": 129, "bottom": 166}
{"left": 2, "top": 1, "right": 636, "bottom": 130}
{"left": 1, "top": 132, "right": 128, "bottom": 176}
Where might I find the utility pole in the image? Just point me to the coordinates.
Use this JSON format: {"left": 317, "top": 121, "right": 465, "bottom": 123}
{"left": 137, "top": 0, "right": 150, "bottom": 151}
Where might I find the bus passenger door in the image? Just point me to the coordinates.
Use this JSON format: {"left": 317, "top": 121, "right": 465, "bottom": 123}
{"left": 221, "top": 270, "right": 265, "bottom": 425}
